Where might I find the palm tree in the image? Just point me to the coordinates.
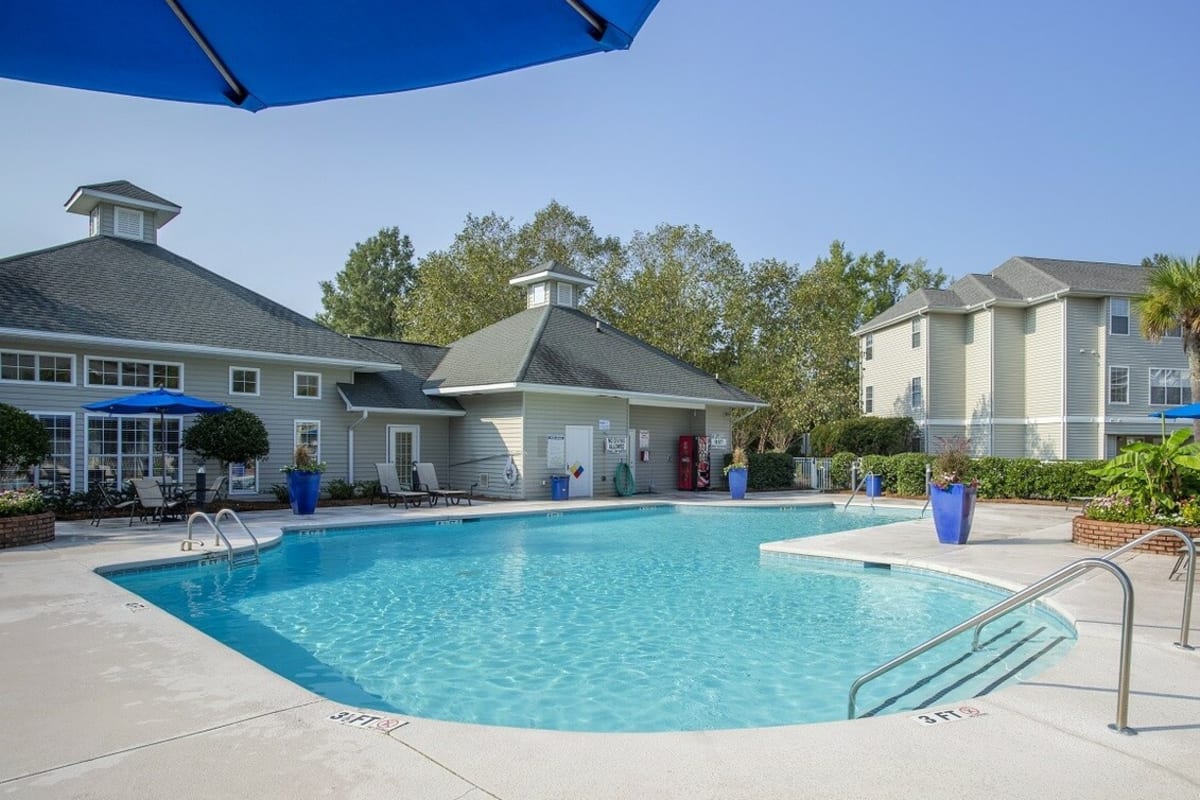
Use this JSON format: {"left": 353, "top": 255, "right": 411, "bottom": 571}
{"left": 1136, "top": 254, "right": 1200, "bottom": 438}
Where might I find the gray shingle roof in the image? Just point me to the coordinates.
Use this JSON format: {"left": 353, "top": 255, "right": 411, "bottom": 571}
{"left": 0, "top": 236, "right": 394, "bottom": 364}
{"left": 71, "top": 181, "right": 179, "bottom": 209}
{"left": 427, "top": 305, "right": 762, "bottom": 406}
{"left": 349, "top": 337, "right": 448, "bottom": 377}
{"left": 509, "top": 260, "right": 596, "bottom": 285}
{"left": 857, "top": 256, "right": 1148, "bottom": 334}
{"left": 336, "top": 371, "right": 463, "bottom": 413}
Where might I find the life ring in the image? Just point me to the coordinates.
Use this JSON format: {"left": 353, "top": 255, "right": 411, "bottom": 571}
{"left": 503, "top": 455, "right": 518, "bottom": 486}
{"left": 614, "top": 462, "right": 635, "bottom": 497}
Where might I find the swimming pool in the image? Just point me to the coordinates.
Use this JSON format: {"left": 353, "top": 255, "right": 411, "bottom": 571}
{"left": 108, "top": 504, "right": 1075, "bottom": 732}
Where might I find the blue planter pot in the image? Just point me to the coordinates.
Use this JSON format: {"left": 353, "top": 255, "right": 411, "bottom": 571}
{"left": 287, "top": 471, "right": 321, "bottom": 515}
{"left": 727, "top": 467, "right": 748, "bottom": 500}
{"left": 929, "top": 483, "right": 977, "bottom": 544}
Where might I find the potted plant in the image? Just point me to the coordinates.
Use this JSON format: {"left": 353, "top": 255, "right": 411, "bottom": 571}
{"left": 929, "top": 438, "right": 977, "bottom": 544}
{"left": 0, "top": 403, "right": 54, "bottom": 548}
{"left": 281, "top": 445, "right": 325, "bottom": 515}
{"left": 724, "top": 446, "right": 749, "bottom": 500}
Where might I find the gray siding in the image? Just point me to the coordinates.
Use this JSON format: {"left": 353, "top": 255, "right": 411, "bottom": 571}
{"left": 522, "top": 393, "right": 630, "bottom": 500}
{"left": 449, "top": 394, "right": 523, "bottom": 500}
{"left": 1065, "top": 297, "right": 1102, "bottom": 417}
{"left": 348, "top": 414, "right": 451, "bottom": 488}
{"left": 703, "top": 405, "right": 734, "bottom": 490}
{"left": 628, "top": 405, "right": 699, "bottom": 493}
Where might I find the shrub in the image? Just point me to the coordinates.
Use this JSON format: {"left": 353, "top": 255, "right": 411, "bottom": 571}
{"left": 829, "top": 452, "right": 856, "bottom": 489}
{"left": 746, "top": 452, "right": 794, "bottom": 490}
{"left": 325, "top": 478, "right": 355, "bottom": 500}
{"left": 931, "top": 437, "right": 974, "bottom": 489}
{"left": 1036, "top": 460, "right": 1103, "bottom": 501}
{"left": 268, "top": 483, "right": 290, "bottom": 503}
{"left": 354, "top": 479, "right": 379, "bottom": 499}
{"left": 1084, "top": 495, "right": 1144, "bottom": 523}
{"left": 0, "top": 403, "right": 51, "bottom": 473}
{"left": 0, "top": 488, "right": 46, "bottom": 518}
{"left": 890, "top": 453, "right": 931, "bottom": 496}
{"left": 810, "top": 417, "right": 919, "bottom": 457}
{"left": 860, "top": 454, "right": 891, "bottom": 492}
{"left": 183, "top": 408, "right": 270, "bottom": 468}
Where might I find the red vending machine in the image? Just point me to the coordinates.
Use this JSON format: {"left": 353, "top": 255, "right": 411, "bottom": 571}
{"left": 695, "top": 435, "right": 711, "bottom": 490}
{"left": 677, "top": 435, "right": 694, "bottom": 490}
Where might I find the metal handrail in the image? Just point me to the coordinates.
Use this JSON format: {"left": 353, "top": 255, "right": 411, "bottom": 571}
{"left": 1100, "top": 526, "right": 1194, "bottom": 650}
{"left": 848, "top": 557, "right": 1136, "bottom": 735}
{"left": 843, "top": 460, "right": 866, "bottom": 510}
{"left": 213, "top": 508, "right": 260, "bottom": 565}
{"left": 184, "top": 511, "right": 233, "bottom": 563}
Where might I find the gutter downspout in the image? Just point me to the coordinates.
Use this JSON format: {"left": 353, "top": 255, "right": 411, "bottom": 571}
{"left": 347, "top": 411, "right": 369, "bottom": 483}
{"left": 1058, "top": 292, "right": 1068, "bottom": 459}
{"left": 923, "top": 312, "right": 930, "bottom": 453}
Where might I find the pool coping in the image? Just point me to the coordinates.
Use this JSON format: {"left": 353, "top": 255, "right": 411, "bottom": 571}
{"left": 2, "top": 494, "right": 1198, "bottom": 799}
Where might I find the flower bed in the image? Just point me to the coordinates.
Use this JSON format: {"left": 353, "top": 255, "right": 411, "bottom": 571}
{"left": 0, "top": 510, "right": 55, "bottom": 549}
{"left": 1071, "top": 516, "right": 1194, "bottom": 555}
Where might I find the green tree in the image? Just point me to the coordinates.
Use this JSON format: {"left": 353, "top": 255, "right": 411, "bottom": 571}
{"left": 515, "top": 200, "right": 624, "bottom": 283}
{"left": 1135, "top": 253, "right": 1200, "bottom": 437}
{"left": 0, "top": 403, "right": 50, "bottom": 473}
{"left": 316, "top": 227, "right": 416, "bottom": 338}
{"left": 182, "top": 408, "right": 271, "bottom": 469}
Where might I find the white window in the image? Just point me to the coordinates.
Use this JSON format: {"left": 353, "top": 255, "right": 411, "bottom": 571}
{"left": 1164, "top": 323, "right": 1182, "bottom": 338}
{"left": 86, "top": 357, "right": 181, "bottom": 389}
{"left": 0, "top": 413, "right": 73, "bottom": 493}
{"left": 1109, "top": 366, "right": 1129, "bottom": 404}
{"left": 1110, "top": 297, "right": 1130, "bottom": 335}
{"left": 293, "top": 371, "right": 321, "bottom": 399}
{"left": 229, "top": 461, "right": 258, "bottom": 495}
{"left": 863, "top": 334, "right": 873, "bottom": 361}
{"left": 294, "top": 420, "right": 321, "bottom": 463}
{"left": 557, "top": 282, "right": 574, "bottom": 306}
{"left": 864, "top": 386, "right": 874, "bottom": 413}
{"left": 910, "top": 377, "right": 923, "bottom": 411}
{"left": 229, "top": 367, "right": 260, "bottom": 396}
{"left": 911, "top": 317, "right": 921, "bottom": 348}
{"left": 113, "top": 206, "right": 144, "bottom": 240}
{"left": 530, "top": 284, "right": 547, "bottom": 306}
{"left": 1149, "top": 368, "right": 1191, "bottom": 406}
{"left": 85, "top": 414, "right": 181, "bottom": 487}
{"left": 0, "top": 350, "right": 73, "bottom": 384}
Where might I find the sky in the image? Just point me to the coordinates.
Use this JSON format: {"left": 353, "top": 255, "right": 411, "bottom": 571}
{"left": 2, "top": 1, "right": 1197, "bottom": 319}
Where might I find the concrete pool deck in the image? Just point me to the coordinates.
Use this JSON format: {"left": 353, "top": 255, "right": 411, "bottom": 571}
{"left": 1, "top": 494, "right": 1197, "bottom": 799}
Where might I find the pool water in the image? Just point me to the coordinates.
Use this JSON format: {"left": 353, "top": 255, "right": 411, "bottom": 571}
{"left": 108, "top": 505, "right": 1075, "bottom": 731}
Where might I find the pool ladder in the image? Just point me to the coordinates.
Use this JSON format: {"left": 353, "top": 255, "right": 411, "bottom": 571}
{"left": 181, "top": 509, "right": 260, "bottom": 568}
{"left": 847, "top": 527, "right": 1196, "bottom": 734}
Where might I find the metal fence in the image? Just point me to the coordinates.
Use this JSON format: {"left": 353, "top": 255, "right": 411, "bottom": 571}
{"left": 793, "top": 457, "right": 833, "bottom": 491}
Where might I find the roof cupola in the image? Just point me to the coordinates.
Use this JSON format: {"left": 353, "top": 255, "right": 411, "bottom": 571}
{"left": 508, "top": 260, "right": 597, "bottom": 310}
{"left": 65, "top": 180, "right": 180, "bottom": 245}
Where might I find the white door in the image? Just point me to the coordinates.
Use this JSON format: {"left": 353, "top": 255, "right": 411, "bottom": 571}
{"left": 564, "top": 425, "right": 593, "bottom": 498}
{"left": 387, "top": 425, "right": 420, "bottom": 484}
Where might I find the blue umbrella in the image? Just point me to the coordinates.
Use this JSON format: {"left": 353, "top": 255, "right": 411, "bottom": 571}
{"left": 0, "top": 1, "right": 661, "bottom": 111}
{"left": 84, "top": 388, "right": 229, "bottom": 481}
{"left": 1148, "top": 401, "right": 1200, "bottom": 439}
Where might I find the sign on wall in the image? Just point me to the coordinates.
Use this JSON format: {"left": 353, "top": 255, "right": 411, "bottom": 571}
{"left": 711, "top": 434, "right": 728, "bottom": 448}
{"left": 639, "top": 429, "right": 650, "bottom": 449}
{"left": 598, "top": 419, "right": 611, "bottom": 431}
{"left": 546, "top": 434, "right": 565, "bottom": 468}
{"left": 605, "top": 435, "right": 628, "bottom": 454}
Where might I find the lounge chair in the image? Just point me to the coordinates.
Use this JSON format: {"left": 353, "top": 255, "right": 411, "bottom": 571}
{"left": 414, "top": 461, "right": 472, "bottom": 506}
{"left": 374, "top": 463, "right": 430, "bottom": 509}
{"left": 90, "top": 481, "right": 137, "bottom": 526}
{"left": 129, "top": 477, "right": 189, "bottom": 525}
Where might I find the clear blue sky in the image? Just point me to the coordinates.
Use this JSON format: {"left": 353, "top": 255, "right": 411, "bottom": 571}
{"left": 2, "top": 1, "right": 1197, "bottom": 317}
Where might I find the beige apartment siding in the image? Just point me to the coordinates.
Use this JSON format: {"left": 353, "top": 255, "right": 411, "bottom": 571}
{"left": 1064, "top": 297, "right": 1103, "bottom": 417}
{"left": 992, "top": 424, "right": 1027, "bottom": 458}
{"left": 991, "top": 307, "right": 1026, "bottom": 420}
{"left": 628, "top": 405, "right": 700, "bottom": 494}
{"left": 928, "top": 315, "right": 964, "bottom": 420}
{"left": 860, "top": 318, "right": 926, "bottom": 419}
{"left": 449, "top": 394, "right": 523, "bottom": 500}
{"left": 1066, "top": 422, "right": 1101, "bottom": 460}
{"left": 925, "top": 423, "right": 968, "bottom": 452}
{"left": 347, "top": 415, "right": 450, "bottom": 489}
{"left": 962, "top": 309, "right": 992, "bottom": 437}
{"left": 523, "top": 393, "right": 630, "bottom": 500}
{"left": 1025, "top": 422, "right": 1063, "bottom": 460}
{"left": 1024, "top": 301, "right": 1063, "bottom": 419}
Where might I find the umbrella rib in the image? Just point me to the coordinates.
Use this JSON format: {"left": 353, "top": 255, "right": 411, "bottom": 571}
{"left": 563, "top": 0, "right": 607, "bottom": 41}
{"left": 164, "top": 0, "right": 250, "bottom": 106}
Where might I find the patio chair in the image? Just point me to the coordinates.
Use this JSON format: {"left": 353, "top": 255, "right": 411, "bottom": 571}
{"left": 129, "top": 477, "right": 189, "bottom": 525}
{"left": 90, "top": 481, "right": 137, "bottom": 527}
{"left": 374, "top": 463, "right": 430, "bottom": 509}
{"left": 414, "top": 462, "right": 472, "bottom": 506}
{"left": 193, "top": 475, "right": 229, "bottom": 509}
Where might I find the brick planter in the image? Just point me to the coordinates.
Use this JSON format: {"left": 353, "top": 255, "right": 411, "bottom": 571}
{"left": 0, "top": 511, "right": 56, "bottom": 549}
{"left": 1072, "top": 516, "right": 1194, "bottom": 555}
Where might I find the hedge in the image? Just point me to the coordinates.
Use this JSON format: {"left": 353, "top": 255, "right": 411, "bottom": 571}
{"left": 808, "top": 416, "right": 919, "bottom": 457}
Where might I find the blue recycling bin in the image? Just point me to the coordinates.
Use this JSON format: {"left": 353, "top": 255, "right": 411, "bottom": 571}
{"left": 550, "top": 475, "right": 570, "bottom": 501}
{"left": 864, "top": 474, "right": 882, "bottom": 497}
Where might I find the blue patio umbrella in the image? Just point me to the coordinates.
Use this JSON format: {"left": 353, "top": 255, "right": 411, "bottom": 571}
{"left": 0, "top": 1, "right": 661, "bottom": 111}
{"left": 1147, "top": 401, "right": 1200, "bottom": 439}
{"left": 83, "top": 388, "right": 229, "bottom": 481}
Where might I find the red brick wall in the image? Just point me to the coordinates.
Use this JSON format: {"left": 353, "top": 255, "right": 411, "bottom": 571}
{"left": 0, "top": 511, "right": 55, "bottom": 549}
{"left": 1071, "top": 517, "right": 1194, "bottom": 554}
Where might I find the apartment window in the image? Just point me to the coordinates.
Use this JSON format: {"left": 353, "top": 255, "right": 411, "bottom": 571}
{"left": 1109, "top": 366, "right": 1129, "bottom": 404}
{"left": 294, "top": 420, "right": 321, "bottom": 462}
{"left": 864, "top": 386, "right": 874, "bottom": 413}
{"left": 0, "top": 413, "right": 73, "bottom": 492}
{"left": 863, "top": 334, "right": 873, "bottom": 361}
{"left": 85, "top": 415, "right": 181, "bottom": 487}
{"left": 86, "top": 357, "right": 181, "bottom": 389}
{"left": 1164, "top": 323, "right": 1182, "bottom": 338}
{"left": 910, "top": 377, "right": 923, "bottom": 412}
{"left": 911, "top": 317, "right": 921, "bottom": 348}
{"left": 294, "top": 371, "right": 321, "bottom": 399}
{"left": 229, "top": 367, "right": 260, "bottom": 396}
{"left": 0, "top": 350, "right": 73, "bottom": 384}
{"left": 1149, "top": 368, "right": 1191, "bottom": 406}
{"left": 114, "top": 206, "right": 144, "bottom": 240}
{"left": 1109, "top": 297, "right": 1130, "bottom": 335}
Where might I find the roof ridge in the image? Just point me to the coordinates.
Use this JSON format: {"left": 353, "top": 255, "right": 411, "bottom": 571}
{"left": 0, "top": 236, "right": 95, "bottom": 267}
{"left": 514, "top": 306, "right": 554, "bottom": 382}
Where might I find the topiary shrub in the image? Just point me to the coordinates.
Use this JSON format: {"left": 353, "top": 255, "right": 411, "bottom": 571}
{"left": 0, "top": 403, "right": 51, "bottom": 477}
{"left": 183, "top": 408, "right": 270, "bottom": 472}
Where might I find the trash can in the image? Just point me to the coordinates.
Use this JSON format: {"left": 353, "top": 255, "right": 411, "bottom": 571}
{"left": 864, "top": 473, "right": 882, "bottom": 498}
{"left": 550, "top": 475, "right": 570, "bottom": 501}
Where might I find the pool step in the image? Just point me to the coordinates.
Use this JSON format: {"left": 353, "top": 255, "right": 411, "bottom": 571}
{"left": 861, "top": 620, "right": 1070, "bottom": 717}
